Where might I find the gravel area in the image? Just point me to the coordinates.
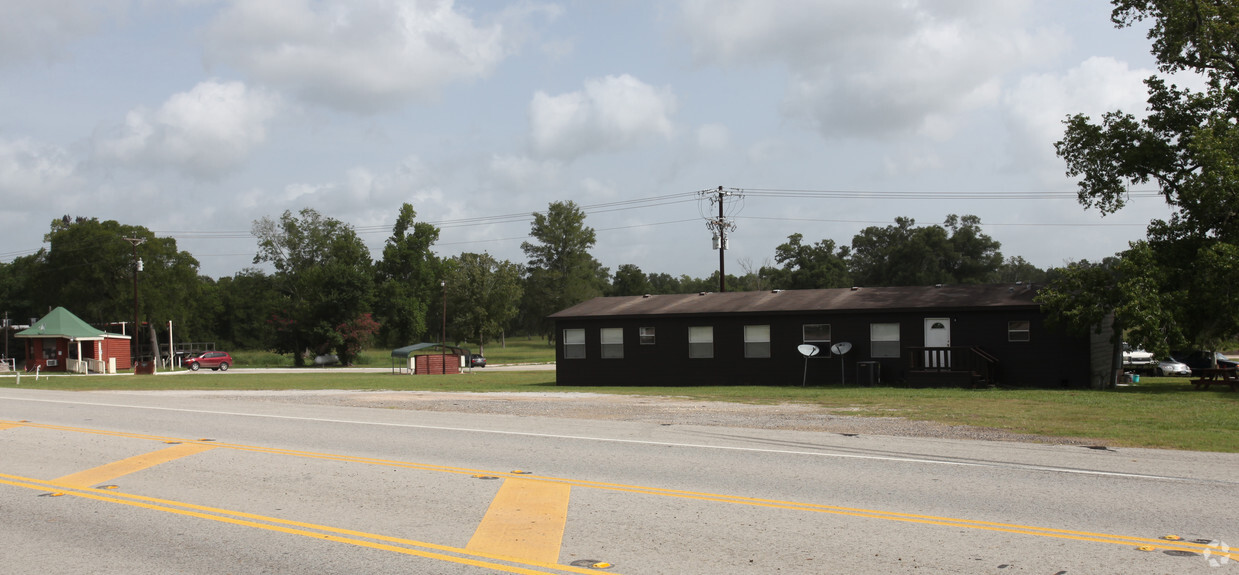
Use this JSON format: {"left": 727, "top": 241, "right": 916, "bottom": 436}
{"left": 168, "top": 389, "right": 1103, "bottom": 446}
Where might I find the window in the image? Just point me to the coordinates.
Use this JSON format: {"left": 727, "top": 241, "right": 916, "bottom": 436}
{"left": 870, "top": 323, "right": 900, "bottom": 358}
{"left": 688, "top": 326, "right": 714, "bottom": 358}
{"left": 803, "top": 323, "right": 831, "bottom": 355}
{"left": 1008, "top": 320, "right": 1030, "bottom": 342}
{"left": 563, "top": 329, "right": 586, "bottom": 359}
{"left": 601, "top": 328, "right": 624, "bottom": 359}
{"left": 744, "top": 325, "right": 771, "bottom": 358}
{"left": 639, "top": 327, "right": 656, "bottom": 345}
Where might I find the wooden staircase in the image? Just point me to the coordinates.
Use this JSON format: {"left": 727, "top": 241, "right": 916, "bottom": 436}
{"left": 906, "top": 346, "right": 999, "bottom": 388}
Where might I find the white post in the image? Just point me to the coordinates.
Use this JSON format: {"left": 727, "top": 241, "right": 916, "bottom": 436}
{"left": 167, "top": 320, "right": 174, "bottom": 368}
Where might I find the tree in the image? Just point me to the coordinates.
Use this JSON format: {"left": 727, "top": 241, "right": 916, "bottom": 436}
{"left": 336, "top": 313, "right": 380, "bottom": 365}
{"left": 211, "top": 269, "right": 280, "bottom": 350}
{"left": 30, "top": 217, "right": 202, "bottom": 355}
{"left": 989, "top": 256, "right": 1047, "bottom": 284}
{"left": 447, "top": 252, "right": 522, "bottom": 353}
{"left": 1054, "top": 0, "right": 1239, "bottom": 351}
{"left": 850, "top": 217, "right": 951, "bottom": 286}
{"left": 373, "top": 203, "right": 443, "bottom": 346}
{"left": 647, "top": 272, "right": 682, "bottom": 294}
{"left": 942, "top": 214, "right": 1003, "bottom": 284}
{"left": 849, "top": 215, "right": 1002, "bottom": 286}
{"left": 1036, "top": 246, "right": 1182, "bottom": 385}
{"left": 520, "top": 201, "right": 608, "bottom": 340}
{"left": 610, "top": 264, "right": 652, "bottom": 296}
{"left": 760, "top": 233, "right": 852, "bottom": 289}
{"left": 252, "top": 208, "right": 373, "bottom": 366}
{"left": 0, "top": 254, "right": 41, "bottom": 333}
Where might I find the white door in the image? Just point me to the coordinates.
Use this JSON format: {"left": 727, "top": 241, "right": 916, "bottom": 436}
{"left": 924, "top": 318, "right": 951, "bottom": 368}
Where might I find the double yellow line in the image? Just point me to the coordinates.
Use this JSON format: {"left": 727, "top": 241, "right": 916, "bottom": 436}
{"left": 0, "top": 472, "right": 607, "bottom": 574}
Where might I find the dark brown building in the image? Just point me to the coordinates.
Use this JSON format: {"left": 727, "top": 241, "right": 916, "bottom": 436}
{"left": 550, "top": 283, "right": 1110, "bottom": 388}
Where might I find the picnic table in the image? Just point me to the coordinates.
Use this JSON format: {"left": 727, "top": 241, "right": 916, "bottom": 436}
{"left": 1191, "top": 367, "right": 1238, "bottom": 391}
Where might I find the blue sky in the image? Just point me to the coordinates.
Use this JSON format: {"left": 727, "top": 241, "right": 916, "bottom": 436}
{"left": 0, "top": 0, "right": 1180, "bottom": 281}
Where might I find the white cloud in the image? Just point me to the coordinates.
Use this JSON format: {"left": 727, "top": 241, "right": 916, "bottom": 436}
{"left": 0, "top": 0, "right": 125, "bottom": 67}
{"left": 489, "top": 154, "right": 562, "bottom": 189}
{"left": 680, "top": 0, "right": 1063, "bottom": 140}
{"left": 0, "top": 137, "right": 83, "bottom": 202}
{"left": 529, "top": 74, "right": 677, "bottom": 160}
{"left": 94, "top": 80, "right": 281, "bottom": 180}
{"left": 1003, "top": 56, "right": 1155, "bottom": 181}
{"left": 746, "top": 139, "right": 786, "bottom": 165}
{"left": 1007, "top": 57, "right": 1154, "bottom": 142}
{"left": 203, "top": 0, "right": 518, "bottom": 113}
{"left": 696, "top": 123, "right": 730, "bottom": 151}
{"left": 254, "top": 158, "right": 449, "bottom": 226}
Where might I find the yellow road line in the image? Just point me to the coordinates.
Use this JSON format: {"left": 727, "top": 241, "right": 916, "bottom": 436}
{"left": 468, "top": 478, "right": 572, "bottom": 563}
{"left": 0, "top": 473, "right": 616, "bottom": 575}
{"left": 0, "top": 422, "right": 21, "bottom": 430}
{"left": 53, "top": 442, "right": 216, "bottom": 487}
{"left": 7, "top": 419, "right": 1234, "bottom": 560}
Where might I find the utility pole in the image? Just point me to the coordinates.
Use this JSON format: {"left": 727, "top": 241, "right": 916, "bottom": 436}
{"left": 441, "top": 280, "right": 447, "bottom": 374}
{"left": 699, "top": 186, "right": 742, "bottom": 292}
{"left": 123, "top": 237, "right": 145, "bottom": 367}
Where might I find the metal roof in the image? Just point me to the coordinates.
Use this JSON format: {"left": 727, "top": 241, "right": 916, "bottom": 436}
{"left": 549, "top": 284, "right": 1040, "bottom": 319}
{"left": 391, "top": 343, "right": 471, "bottom": 358}
{"left": 14, "top": 307, "right": 123, "bottom": 340}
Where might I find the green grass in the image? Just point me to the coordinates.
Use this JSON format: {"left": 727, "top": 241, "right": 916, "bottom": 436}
{"left": 4, "top": 352, "right": 1237, "bottom": 452}
{"left": 227, "top": 337, "right": 556, "bottom": 368}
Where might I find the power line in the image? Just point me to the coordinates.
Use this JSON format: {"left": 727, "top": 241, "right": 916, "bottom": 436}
{"left": 1, "top": 187, "right": 1165, "bottom": 263}
{"left": 740, "top": 187, "right": 1164, "bottom": 200}
{"left": 738, "top": 216, "right": 1149, "bottom": 227}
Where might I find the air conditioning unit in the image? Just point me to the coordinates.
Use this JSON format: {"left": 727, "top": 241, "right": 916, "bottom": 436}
{"left": 46, "top": 359, "right": 58, "bottom": 366}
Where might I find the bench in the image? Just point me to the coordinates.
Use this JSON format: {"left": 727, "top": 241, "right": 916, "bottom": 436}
{"left": 1191, "top": 367, "right": 1238, "bottom": 391}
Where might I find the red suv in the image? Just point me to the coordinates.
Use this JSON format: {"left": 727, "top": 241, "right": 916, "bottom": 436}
{"left": 185, "top": 351, "right": 233, "bottom": 372}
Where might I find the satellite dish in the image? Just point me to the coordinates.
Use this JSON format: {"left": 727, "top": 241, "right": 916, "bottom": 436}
{"left": 830, "top": 342, "right": 852, "bottom": 355}
{"left": 797, "top": 344, "right": 821, "bottom": 387}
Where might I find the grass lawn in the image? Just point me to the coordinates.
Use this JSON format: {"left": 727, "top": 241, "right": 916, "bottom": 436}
{"left": 224, "top": 336, "right": 557, "bottom": 368}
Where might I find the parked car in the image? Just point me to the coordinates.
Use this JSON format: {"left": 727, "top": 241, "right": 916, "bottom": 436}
{"left": 184, "top": 351, "right": 233, "bottom": 371}
{"left": 1171, "top": 350, "right": 1238, "bottom": 371}
{"left": 470, "top": 354, "right": 486, "bottom": 368}
{"left": 314, "top": 353, "right": 339, "bottom": 366}
{"left": 1121, "top": 342, "right": 1155, "bottom": 370}
{"left": 1155, "top": 358, "right": 1192, "bottom": 377}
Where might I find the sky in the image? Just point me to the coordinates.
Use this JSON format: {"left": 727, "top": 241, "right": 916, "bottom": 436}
{"left": 0, "top": 0, "right": 1186, "bottom": 282}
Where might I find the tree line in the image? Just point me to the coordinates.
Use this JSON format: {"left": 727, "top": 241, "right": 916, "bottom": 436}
{"left": 0, "top": 203, "right": 1048, "bottom": 364}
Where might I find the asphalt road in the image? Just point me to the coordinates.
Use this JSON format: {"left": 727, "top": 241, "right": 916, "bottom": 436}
{"left": 1, "top": 387, "right": 1237, "bottom": 574}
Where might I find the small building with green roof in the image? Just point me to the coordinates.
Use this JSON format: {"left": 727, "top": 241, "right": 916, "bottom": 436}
{"left": 15, "top": 307, "right": 131, "bottom": 373}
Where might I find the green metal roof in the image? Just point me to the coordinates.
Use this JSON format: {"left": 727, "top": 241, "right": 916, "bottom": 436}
{"left": 391, "top": 343, "right": 470, "bottom": 358}
{"left": 15, "top": 307, "right": 115, "bottom": 340}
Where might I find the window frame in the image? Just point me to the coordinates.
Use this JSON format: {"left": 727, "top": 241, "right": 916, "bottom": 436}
{"left": 600, "top": 327, "right": 624, "bottom": 359}
{"left": 870, "top": 322, "right": 901, "bottom": 358}
{"left": 744, "top": 325, "right": 771, "bottom": 358}
{"left": 802, "top": 323, "right": 831, "bottom": 356}
{"left": 1008, "top": 320, "right": 1031, "bottom": 342}
{"left": 639, "top": 327, "right": 656, "bottom": 345}
{"left": 688, "top": 326, "right": 714, "bottom": 359}
{"left": 563, "top": 328, "right": 586, "bottom": 359}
